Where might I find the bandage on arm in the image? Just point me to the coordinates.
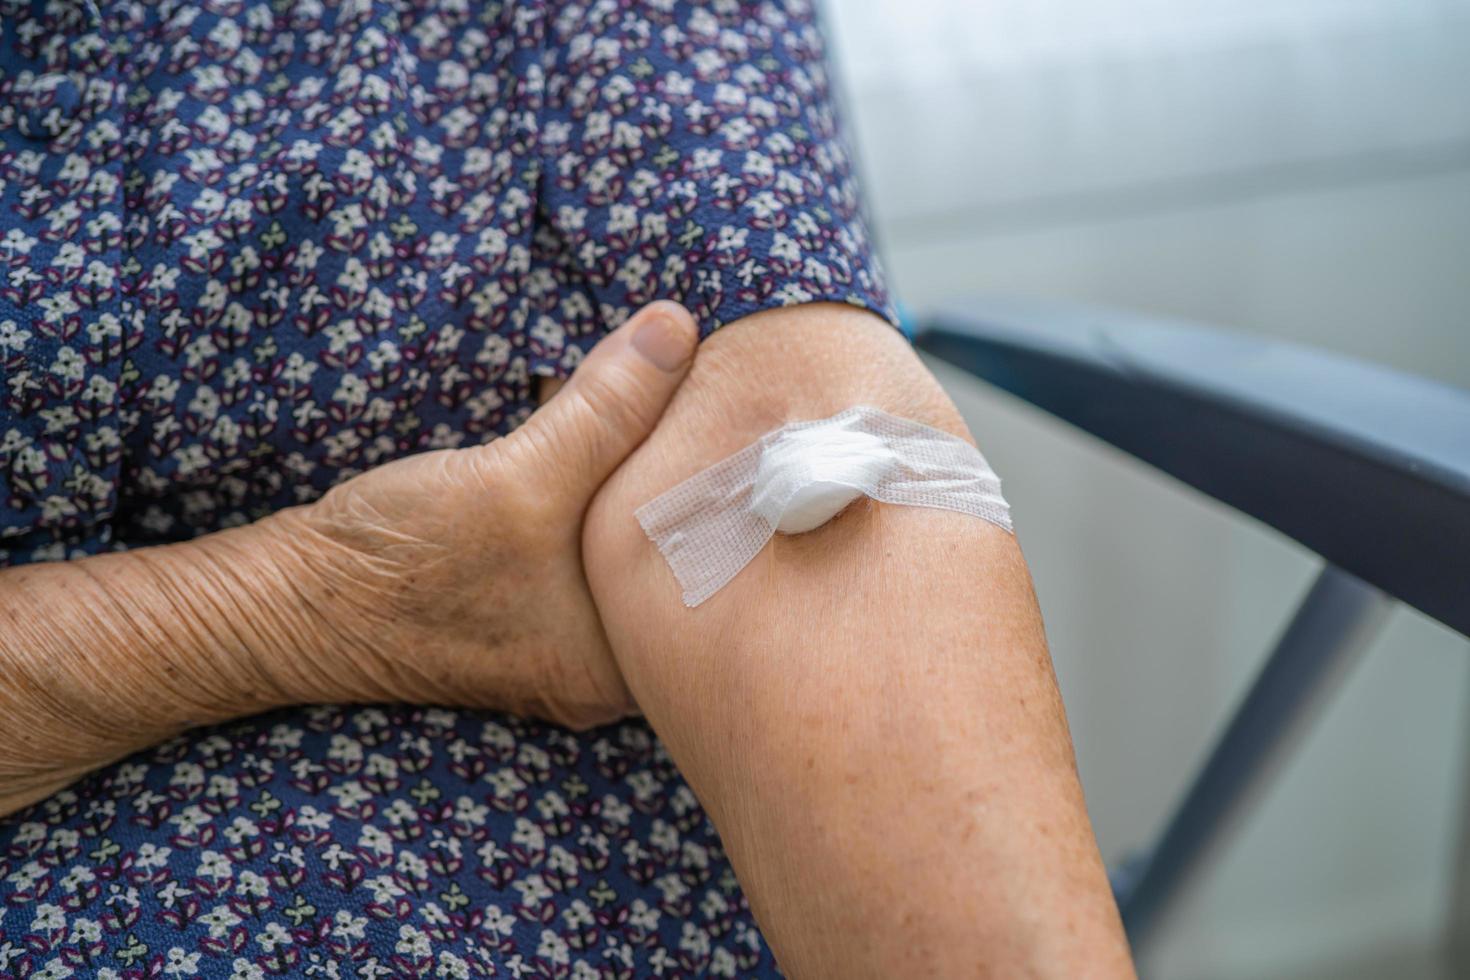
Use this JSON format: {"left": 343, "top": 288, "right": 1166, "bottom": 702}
{"left": 638, "top": 405, "right": 1014, "bottom": 606}
{"left": 583, "top": 304, "right": 1134, "bottom": 977}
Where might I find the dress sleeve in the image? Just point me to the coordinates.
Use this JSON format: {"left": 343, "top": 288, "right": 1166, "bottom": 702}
{"left": 522, "top": 0, "right": 898, "bottom": 377}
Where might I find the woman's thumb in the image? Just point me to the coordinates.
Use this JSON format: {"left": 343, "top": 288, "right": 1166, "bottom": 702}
{"left": 512, "top": 300, "right": 699, "bottom": 492}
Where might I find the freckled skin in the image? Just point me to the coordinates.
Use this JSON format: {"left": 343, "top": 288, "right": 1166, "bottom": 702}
{"left": 584, "top": 303, "right": 1135, "bottom": 978}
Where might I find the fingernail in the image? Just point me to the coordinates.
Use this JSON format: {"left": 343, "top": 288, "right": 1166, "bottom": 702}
{"left": 631, "top": 309, "right": 695, "bottom": 372}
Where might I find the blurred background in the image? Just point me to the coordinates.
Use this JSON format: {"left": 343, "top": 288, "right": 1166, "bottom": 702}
{"left": 821, "top": 0, "right": 1470, "bottom": 976}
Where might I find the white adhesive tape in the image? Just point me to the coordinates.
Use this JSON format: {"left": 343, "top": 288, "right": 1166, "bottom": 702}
{"left": 636, "top": 406, "right": 1013, "bottom": 606}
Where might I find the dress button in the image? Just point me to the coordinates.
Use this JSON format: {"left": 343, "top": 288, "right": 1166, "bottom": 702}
{"left": 14, "top": 72, "right": 82, "bottom": 141}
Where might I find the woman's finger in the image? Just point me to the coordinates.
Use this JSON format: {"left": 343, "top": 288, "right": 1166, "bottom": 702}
{"left": 506, "top": 300, "right": 699, "bottom": 493}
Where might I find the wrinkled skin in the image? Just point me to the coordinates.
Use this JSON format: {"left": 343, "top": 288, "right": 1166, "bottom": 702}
{"left": 266, "top": 300, "right": 700, "bottom": 729}
{"left": 272, "top": 435, "right": 627, "bottom": 727}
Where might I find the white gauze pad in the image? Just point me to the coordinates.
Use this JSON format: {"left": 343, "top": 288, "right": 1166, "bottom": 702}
{"left": 635, "top": 406, "right": 1013, "bottom": 606}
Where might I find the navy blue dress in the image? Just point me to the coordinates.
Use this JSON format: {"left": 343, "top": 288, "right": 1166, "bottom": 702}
{"left": 0, "top": 0, "right": 894, "bottom": 974}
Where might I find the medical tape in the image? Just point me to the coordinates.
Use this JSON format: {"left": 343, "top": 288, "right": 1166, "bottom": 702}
{"left": 635, "top": 406, "right": 1013, "bottom": 606}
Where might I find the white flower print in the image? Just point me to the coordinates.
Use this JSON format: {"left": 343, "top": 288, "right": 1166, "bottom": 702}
{"left": 164, "top": 947, "right": 201, "bottom": 976}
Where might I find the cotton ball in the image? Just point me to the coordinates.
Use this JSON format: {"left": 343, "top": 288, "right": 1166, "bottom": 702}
{"left": 772, "top": 478, "right": 868, "bottom": 533}
{"left": 750, "top": 425, "right": 898, "bottom": 534}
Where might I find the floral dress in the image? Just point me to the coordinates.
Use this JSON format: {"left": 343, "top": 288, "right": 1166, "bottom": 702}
{"left": 0, "top": 0, "right": 895, "bottom": 975}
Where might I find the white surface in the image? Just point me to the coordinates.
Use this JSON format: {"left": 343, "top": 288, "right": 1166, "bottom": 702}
{"left": 823, "top": 0, "right": 1470, "bottom": 974}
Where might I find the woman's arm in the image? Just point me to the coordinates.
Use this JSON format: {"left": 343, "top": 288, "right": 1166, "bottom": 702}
{"left": 0, "top": 303, "right": 698, "bottom": 818}
{"left": 584, "top": 303, "right": 1134, "bottom": 976}
{"left": 0, "top": 519, "right": 324, "bottom": 815}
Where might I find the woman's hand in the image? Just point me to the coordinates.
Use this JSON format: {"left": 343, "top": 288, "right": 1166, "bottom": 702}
{"left": 261, "top": 301, "right": 699, "bottom": 729}
{"left": 0, "top": 301, "right": 696, "bottom": 816}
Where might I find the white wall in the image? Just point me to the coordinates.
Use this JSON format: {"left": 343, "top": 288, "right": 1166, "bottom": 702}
{"left": 831, "top": 0, "right": 1470, "bottom": 244}
{"left": 824, "top": 1, "right": 1470, "bottom": 975}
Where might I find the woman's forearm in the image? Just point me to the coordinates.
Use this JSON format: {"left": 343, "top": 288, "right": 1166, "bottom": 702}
{"left": 0, "top": 515, "right": 334, "bottom": 815}
{"left": 584, "top": 305, "right": 1134, "bottom": 976}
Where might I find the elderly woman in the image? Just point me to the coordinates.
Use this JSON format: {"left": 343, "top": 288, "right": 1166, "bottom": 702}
{"left": 0, "top": 0, "right": 1132, "bottom": 975}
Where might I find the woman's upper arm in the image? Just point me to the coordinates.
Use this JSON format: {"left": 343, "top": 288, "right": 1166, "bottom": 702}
{"left": 582, "top": 302, "right": 1133, "bottom": 976}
